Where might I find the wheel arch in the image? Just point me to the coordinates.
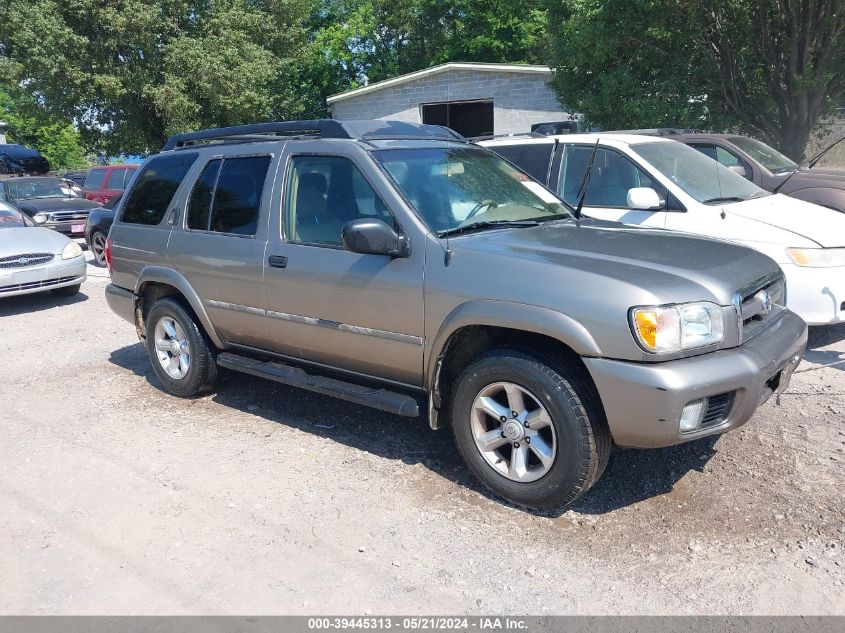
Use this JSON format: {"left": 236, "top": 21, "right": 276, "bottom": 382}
{"left": 134, "top": 266, "right": 224, "bottom": 348}
{"left": 426, "top": 300, "right": 602, "bottom": 429}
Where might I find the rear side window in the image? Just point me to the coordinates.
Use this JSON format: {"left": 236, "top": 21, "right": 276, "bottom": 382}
{"left": 491, "top": 143, "right": 555, "bottom": 183}
{"left": 84, "top": 169, "right": 107, "bottom": 190}
{"left": 121, "top": 153, "right": 198, "bottom": 225}
{"left": 107, "top": 168, "right": 134, "bottom": 190}
{"left": 186, "top": 156, "right": 270, "bottom": 236}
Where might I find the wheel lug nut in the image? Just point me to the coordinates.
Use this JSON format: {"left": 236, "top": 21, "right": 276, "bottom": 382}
{"left": 500, "top": 432, "right": 506, "bottom": 438}
{"left": 500, "top": 416, "right": 507, "bottom": 422}
{"left": 525, "top": 437, "right": 531, "bottom": 444}
{"left": 513, "top": 442, "right": 520, "bottom": 448}
{"left": 511, "top": 411, "right": 518, "bottom": 418}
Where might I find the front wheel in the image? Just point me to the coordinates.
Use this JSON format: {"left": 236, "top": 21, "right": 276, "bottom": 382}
{"left": 450, "top": 349, "right": 611, "bottom": 512}
{"left": 145, "top": 297, "right": 219, "bottom": 397}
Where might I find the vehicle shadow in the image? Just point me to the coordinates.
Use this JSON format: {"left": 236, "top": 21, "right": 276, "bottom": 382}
{"left": 798, "top": 323, "right": 845, "bottom": 375}
{"left": 0, "top": 290, "right": 88, "bottom": 317}
{"left": 108, "top": 342, "right": 720, "bottom": 517}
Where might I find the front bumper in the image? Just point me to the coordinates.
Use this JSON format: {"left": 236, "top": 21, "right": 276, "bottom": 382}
{"left": 43, "top": 220, "right": 89, "bottom": 237}
{"left": 0, "top": 256, "right": 87, "bottom": 298}
{"left": 781, "top": 262, "right": 845, "bottom": 325}
{"left": 584, "top": 310, "right": 808, "bottom": 448}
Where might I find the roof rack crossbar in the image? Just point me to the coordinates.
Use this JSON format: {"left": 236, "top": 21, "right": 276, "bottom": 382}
{"left": 163, "top": 119, "right": 351, "bottom": 151}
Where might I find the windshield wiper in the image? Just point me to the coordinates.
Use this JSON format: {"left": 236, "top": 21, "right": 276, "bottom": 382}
{"left": 437, "top": 220, "right": 539, "bottom": 238}
{"left": 702, "top": 196, "right": 746, "bottom": 204}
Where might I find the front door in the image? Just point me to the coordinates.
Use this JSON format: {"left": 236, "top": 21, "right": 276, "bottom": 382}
{"left": 556, "top": 144, "right": 668, "bottom": 227}
{"left": 263, "top": 149, "right": 425, "bottom": 387}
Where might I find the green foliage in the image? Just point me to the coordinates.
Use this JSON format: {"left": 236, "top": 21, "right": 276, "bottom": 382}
{"left": 0, "top": 0, "right": 315, "bottom": 154}
{"left": 0, "top": 84, "right": 88, "bottom": 170}
{"left": 546, "top": 0, "right": 845, "bottom": 159}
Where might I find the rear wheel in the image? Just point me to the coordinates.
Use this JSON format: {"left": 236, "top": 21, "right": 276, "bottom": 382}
{"left": 89, "top": 230, "right": 107, "bottom": 266}
{"left": 145, "top": 297, "right": 219, "bottom": 397}
{"left": 51, "top": 283, "right": 81, "bottom": 297}
{"left": 450, "top": 349, "right": 611, "bottom": 512}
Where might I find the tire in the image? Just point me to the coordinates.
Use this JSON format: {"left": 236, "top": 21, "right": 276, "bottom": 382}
{"left": 450, "top": 349, "right": 611, "bottom": 512}
{"left": 88, "top": 230, "right": 108, "bottom": 266}
{"left": 145, "top": 297, "right": 219, "bottom": 397}
{"left": 51, "top": 283, "right": 81, "bottom": 297}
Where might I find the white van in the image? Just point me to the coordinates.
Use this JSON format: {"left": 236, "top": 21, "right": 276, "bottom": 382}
{"left": 480, "top": 134, "right": 845, "bottom": 325}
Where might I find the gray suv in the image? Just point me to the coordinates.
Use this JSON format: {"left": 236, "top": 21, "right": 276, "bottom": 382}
{"left": 104, "top": 120, "right": 807, "bottom": 511}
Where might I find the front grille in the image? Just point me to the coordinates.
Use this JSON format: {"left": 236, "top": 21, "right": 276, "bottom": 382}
{"left": 701, "top": 392, "right": 735, "bottom": 428}
{"left": 0, "top": 275, "right": 78, "bottom": 294}
{"left": 736, "top": 273, "right": 786, "bottom": 343}
{"left": 50, "top": 211, "right": 90, "bottom": 222}
{"left": 0, "top": 252, "right": 54, "bottom": 269}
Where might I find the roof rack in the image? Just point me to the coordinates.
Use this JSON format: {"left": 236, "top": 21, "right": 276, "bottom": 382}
{"left": 606, "top": 128, "right": 704, "bottom": 136}
{"left": 467, "top": 132, "right": 546, "bottom": 142}
{"left": 162, "top": 119, "right": 464, "bottom": 151}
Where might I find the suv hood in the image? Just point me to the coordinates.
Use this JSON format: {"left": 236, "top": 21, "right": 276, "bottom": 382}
{"left": 725, "top": 194, "right": 845, "bottom": 247}
{"left": 0, "top": 227, "right": 73, "bottom": 256}
{"left": 17, "top": 197, "right": 102, "bottom": 213}
{"left": 452, "top": 219, "right": 778, "bottom": 306}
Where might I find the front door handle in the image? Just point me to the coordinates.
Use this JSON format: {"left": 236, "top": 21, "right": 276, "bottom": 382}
{"left": 268, "top": 255, "right": 288, "bottom": 269}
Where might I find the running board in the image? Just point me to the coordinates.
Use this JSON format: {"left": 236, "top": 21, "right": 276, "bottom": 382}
{"left": 216, "top": 352, "right": 420, "bottom": 417}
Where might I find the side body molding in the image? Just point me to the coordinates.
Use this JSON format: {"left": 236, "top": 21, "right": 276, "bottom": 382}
{"left": 425, "top": 300, "right": 602, "bottom": 391}
{"left": 134, "top": 266, "right": 225, "bottom": 349}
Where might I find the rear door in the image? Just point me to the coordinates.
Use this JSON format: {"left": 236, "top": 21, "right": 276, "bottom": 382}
{"left": 556, "top": 144, "right": 668, "bottom": 227}
{"left": 166, "top": 146, "right": 277, "bottom": 348}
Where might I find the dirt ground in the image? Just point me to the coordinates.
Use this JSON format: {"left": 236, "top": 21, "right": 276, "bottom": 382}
{"left": 1, "top": 252, "right": 843, "bottom": 615}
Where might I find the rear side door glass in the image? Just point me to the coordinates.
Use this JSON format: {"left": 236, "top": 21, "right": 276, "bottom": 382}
{"left": 185, "top": 156, "right": 271, "bottom": 236}
{"left": 84, "top": 169, "right": 107, "bottom": 190}
{"left": 492, "top": 143, "right": 555, "bottom": 184}
{"left": 120, "top": 153, "right": 198, "bottom": 225}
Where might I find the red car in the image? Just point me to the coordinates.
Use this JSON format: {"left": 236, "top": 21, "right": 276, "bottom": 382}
{"left": 83, "top": 164, "right": 138, "bottom": 204}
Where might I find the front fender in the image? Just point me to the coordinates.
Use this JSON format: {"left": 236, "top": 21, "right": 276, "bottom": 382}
{"left": 787, "top": 187, "right": 845, "bottom": 212}
{"left": 134, "top": 266, "right": 225, "bottom": 348}
{"left": 425, "top": 299, "right": 602, "bottom": 390}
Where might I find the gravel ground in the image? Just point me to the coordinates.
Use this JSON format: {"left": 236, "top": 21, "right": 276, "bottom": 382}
{"left": 0, "top": 252, "right": 843, "bottom": 615}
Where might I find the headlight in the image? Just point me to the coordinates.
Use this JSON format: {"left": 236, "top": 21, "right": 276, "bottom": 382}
{"left": 61, "top": 241, "right": 83, "bottom": 260}
{"left": 33, "top": 213, "right": 47, "bottom": 224}
{"left": 786, "top": 247, "right": 845, "bottom": 267}
{"left": 631, "top": 302, "right": 725, "bottom": 353}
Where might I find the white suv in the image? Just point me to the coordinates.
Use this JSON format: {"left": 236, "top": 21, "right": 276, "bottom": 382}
{"left": 480, "top": 134, "right": 845, "bottom": 325}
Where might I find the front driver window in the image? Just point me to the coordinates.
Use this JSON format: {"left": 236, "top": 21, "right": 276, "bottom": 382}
{"left": 285, "top": 156, "right": 394, "bottom": 247}
{"left": 559, "top": 146, "right": 666, "bottom": 208}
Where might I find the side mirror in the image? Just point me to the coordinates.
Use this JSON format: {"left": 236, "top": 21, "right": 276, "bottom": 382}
{"left": 728, "top": 165, "right": 748, "bottom": 179}
{"left": 342, "top": 218, "right": 409, "bottom": 258}
{"left": 627, "top": 187, "right": 664, "bottom": 211}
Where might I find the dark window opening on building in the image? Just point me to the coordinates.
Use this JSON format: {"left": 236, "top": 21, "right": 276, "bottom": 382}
{"left": 421, "top": 100, "right": 493, "bottom": 138}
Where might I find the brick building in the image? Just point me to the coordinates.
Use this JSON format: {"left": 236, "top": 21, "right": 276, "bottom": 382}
{"left": 327, "top": 62, "right": 574, "bottom": 138}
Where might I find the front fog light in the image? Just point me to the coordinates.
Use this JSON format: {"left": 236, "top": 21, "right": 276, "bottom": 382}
{"left": 61, "top": 241, "right": 83, "bottom": 260}
{"left": 679, "top": 398, "right": 707, "bottom": 432}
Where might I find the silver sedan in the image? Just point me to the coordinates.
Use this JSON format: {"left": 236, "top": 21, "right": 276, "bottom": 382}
{"left": 0, "top": 202, "right": 87, "bottom": 298}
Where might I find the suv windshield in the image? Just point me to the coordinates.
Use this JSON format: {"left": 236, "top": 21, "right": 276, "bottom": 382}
{"left": 6, "top": 178, "right": 67, "bottom": 200}
{"left": 728, "top": 136, "right": 797, "bottom": 174}
{"left": 374, "top": 146, "right": 571, "bottom": 233}
{"left": 632, "top": 142, "right": 769, "bottom": 204}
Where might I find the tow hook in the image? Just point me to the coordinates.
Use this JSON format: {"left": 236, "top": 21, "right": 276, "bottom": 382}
{"left": 775, "top": 353, "right": 802, "bottom": 405}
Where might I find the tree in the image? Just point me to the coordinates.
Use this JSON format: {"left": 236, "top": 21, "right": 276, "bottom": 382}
{"left": 0, "top": 0, "right": 315, "bottom": 155}
{"left": 0, "top": 83, "right": 88, "bottom": 170}
{"left": 546, "top": 0, "right": 845, "bottom": 159}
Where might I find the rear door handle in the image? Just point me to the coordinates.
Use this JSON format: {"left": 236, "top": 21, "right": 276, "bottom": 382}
{"left": 268, "top": 255, "right": 288, "bottom": 269}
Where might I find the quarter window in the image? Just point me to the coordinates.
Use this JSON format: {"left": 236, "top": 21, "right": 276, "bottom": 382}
{"left": 492, "top": 143, "right": 555, "bottom": 183}
{"left": 285, "top": 156, "right": 394, "bottom": 247}
{"left": 186, "top": 156, "right": 270, "bottom": 236}
{"left": 121, "top": 153, "right": 198, "bottom": 225}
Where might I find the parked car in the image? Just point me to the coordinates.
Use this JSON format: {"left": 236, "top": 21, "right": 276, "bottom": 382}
{"left": 480, "top": 133, "right": 845, "bottom": 325}
{"left": 84, "top": 193, "right": 120, "bottom": 265}
{"left": 103, "top": 120, "right": 808, "bottom": 511}
{"left": 62, "top": 170, "right": 89, "bottom": 188}
{"left": 83, "top": 164, "right": 138, "bottom": 204}
{"left": 0, "top": 144, "right": 50, "bottom": 175}
{"left": 0, "top": 175, "right": 103, "bottom": 237}
{"left": 614, "top": 130, "right": 845, "bottom": 213}
{"left": 0, "top": 202, "right": 86, "bottom": 297}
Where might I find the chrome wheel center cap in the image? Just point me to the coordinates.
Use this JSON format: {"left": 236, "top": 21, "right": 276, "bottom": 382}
{"left": 502, "top": 420, "right": 525, "bottom": 441}
{"left": 169, "top": 340, "right": 181, "bottom": 355}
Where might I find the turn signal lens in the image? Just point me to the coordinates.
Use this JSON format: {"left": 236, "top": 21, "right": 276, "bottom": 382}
{"left": 786, "top": 247, "right": 845, "bottom": 268}
{"left": 634, "top": 310, "right": 659, "bottom": 350}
